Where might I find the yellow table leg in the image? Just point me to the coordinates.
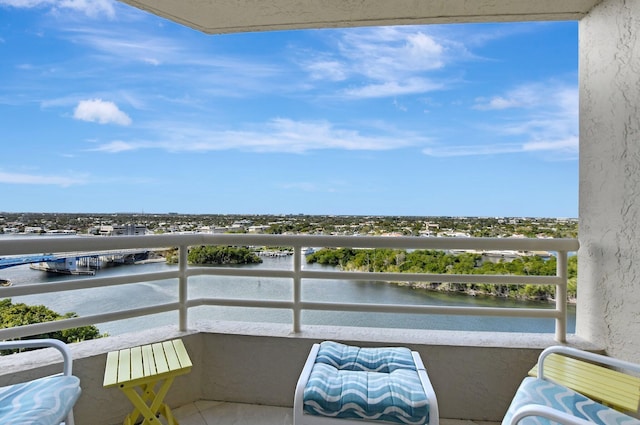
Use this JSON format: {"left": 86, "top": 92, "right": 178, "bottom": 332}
{"left": 120, "top": 377, "right": 179, "bottom": 425}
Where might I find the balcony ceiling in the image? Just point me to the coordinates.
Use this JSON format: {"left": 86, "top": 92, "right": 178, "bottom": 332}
{"left": 120, "top": 0, "right": 603, "bottom": 34}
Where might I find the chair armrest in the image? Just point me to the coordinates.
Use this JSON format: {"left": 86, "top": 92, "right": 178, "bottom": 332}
{"left": 509, "top": 404, "right": 595, "bottom": 425}
{"left": 293, "top": 343, "right": 320, "bottom": 424}
{"left": 0, "top": 338, "right": 74, "bottom": 376}
{"left": 538, "top": 345, "right": 640, "bottom": 380}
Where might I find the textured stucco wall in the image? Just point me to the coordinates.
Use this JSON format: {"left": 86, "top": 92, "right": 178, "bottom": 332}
{"left": 578, "top": 0, "right": 640, "bottom": 361}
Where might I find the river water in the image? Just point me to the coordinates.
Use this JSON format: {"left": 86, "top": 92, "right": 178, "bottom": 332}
{"left": 0, "top": 255, "right": 576, "bottom": 336}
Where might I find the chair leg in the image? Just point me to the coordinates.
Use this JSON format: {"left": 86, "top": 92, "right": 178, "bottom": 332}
{"left": 63, "top": 409, "right": 75, "bottom": 425}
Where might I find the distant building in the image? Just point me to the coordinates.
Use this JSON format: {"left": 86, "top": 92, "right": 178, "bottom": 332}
{"left": 248, "top": 225, "right": 270, "bottom": 233}
{"left": 24, "top": 226, "right": 44, "bottom": 234}
{"left": 231, "top": 220, "right": 253, "bottom": 231}
{"left": 98, "top": 224, "right": 148, "bottom": 236}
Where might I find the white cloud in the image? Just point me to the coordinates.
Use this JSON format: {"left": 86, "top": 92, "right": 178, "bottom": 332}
{"left": 142, "top": 57, "right": 161, "bottom": 66}
{"left": 0, "top": 0, "right": 116, "bottom": 18}
{"left": 422, "top": 143, "right": 523, "bottom": 157}
{"left": 92, "top": 140, "right": 137, "bottom": 153}
{"left": 90, "top": 118, "right": 428, "bottom": 154}
{"left": 474, "top": 83, "right": 559, "bottom": 111}
{"left": 0, "top": 0, "right": 47, "bottom": 5}
{"left": 73, "top": 99, "right": 132, "bottom": 126}
{"left": 340, "top": 27, "right": 446, "bottom": 80}
{"left": 58, "top": 0, "right": 115, "bottom": 18}
{"left": 344, "top": 78, "right": 442, "bottom": 99}
{"left": 523, "top": 136, "right": 578, "bottom": 154}
{"left": 424, "top": 80, "right": 578, "bottom": 159}
{"left": 67, "top": 28, "right": 177, "bottom": 65}
{"left": 62, "top": 26, "right": 284, "bottom": 95}
{"left": 477, "top": 96, "right": 520, "bottom": 110}
{"left": 0, "top": 171, "right": 85, "bottom": 187}
{"left": 299, "top": 26, "right": 462, "bottom": 98}
{"left": 306, "top": 60, "right": 347, "bottom": 81}
{"left": 393, "top": 99, "right": 408, "bottom": 112}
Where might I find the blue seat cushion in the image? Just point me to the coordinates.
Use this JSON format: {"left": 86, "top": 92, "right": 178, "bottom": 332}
{"left": 303, "top": 341, "right": 429, "bottom": 424}
{"left": 502, "top": 377, "right": 640, "bottom": 425}
{"left": 0, "top": 374, "right": 81, "bottom": 425}
{"left": 313, "top": 341, "right": 420, "bottom": 373}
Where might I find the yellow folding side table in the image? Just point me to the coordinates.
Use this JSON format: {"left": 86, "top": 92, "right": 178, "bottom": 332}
{"left": 103, "top": 339, "right": 192, "bottom": 425}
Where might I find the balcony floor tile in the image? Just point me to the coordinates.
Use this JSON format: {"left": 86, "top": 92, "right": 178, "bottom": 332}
{"left": 173, "top": 400, "right": 494, "bottom": 425}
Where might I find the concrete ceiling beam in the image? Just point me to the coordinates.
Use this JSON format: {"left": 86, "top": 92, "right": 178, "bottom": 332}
{"left": 119, "top": 0, "right": 603, "bottom": 34}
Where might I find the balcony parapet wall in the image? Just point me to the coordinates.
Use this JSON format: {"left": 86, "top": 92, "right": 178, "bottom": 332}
{"left": 0, "top": 324, "right": 599, "bottom": 424}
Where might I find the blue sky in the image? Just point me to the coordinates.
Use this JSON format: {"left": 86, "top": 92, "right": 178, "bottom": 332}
{"left": 0, "top": 1, "right": 578, "bottom": 218}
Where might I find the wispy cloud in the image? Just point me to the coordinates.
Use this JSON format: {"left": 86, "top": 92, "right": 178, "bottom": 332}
{"left": 344, "top": 78, "right": 443, "bottom": 99}
{"left": 474, "top": 82, "right": 554, "bottom": 111}
{"left": 0, "top": 170, "right": 86, "bottom": 186}
{"left": 424, "top": 80, "right": 578, "bottom": 158}
{"left": 339, "top": 27, "right": 447, "bottom": 80}
{"left": 422, "top": 143, "right": 523, "bottom": 157}
{"left": 73, "top": 98, "right": 132, "bottom": 125}
{"left": 90, "top": 118, "right": 429, "bottom": 154}
{"left": 298, "top": 26, "right": 467, "bottom": 99}
{"left": 62, "top": 26, "right": 183, "bottom": 66}
{"left": 91, "top": 140, "right": 137, "bottom": 153}
{"left": 53, "top": 25, "right": 288, "bottom": 100}
{"left": 305, "top": 58, "right": 348, "bottom": 82}
{"left": 523, "top": 136, "right": 578, "bottom": 155}
{"left": 0, "top": 0, "right": 117, "bottom": 18}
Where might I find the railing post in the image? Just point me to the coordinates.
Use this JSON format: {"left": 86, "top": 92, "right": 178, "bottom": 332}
{"left": 179, "top": 244, "right": 188, "bottom": 332}
{"left": 293, "top": 245, "right": 302, "bottom": 333}
{"left": 555, "top": 250, "right": 568, "bottom": 342}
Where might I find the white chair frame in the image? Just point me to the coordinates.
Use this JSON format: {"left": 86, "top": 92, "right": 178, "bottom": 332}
{"left": 507, "top": 345, "right": 640, "bottom": 425}
{"left": 0, "top": 338, "right": 78, "bottom": 425}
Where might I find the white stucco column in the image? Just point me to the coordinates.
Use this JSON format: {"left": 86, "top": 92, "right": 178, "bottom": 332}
{"left": 578, "top": 0, "right": 640, "bottom": 361}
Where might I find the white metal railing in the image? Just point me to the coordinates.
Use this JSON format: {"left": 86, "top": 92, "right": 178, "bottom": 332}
{"left": 0, "top": 234, "right": 579, "bottom": 342}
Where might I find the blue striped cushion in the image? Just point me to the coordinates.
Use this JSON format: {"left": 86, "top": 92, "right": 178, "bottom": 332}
{"left": 502, "top": 377, "right": 640, "bottom": 425}
{"left": 0, "top": 374, "right": 81, "bottom": 425}
{"left": 303, "top": 341, "right": 429, "bottom": 424}
{"left": 314, "top": 341, "right": 418, "bottom": 373}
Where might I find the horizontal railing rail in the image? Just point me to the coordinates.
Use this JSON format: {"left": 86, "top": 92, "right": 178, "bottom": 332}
{"left": 0, "top": 234, "right": 579, "bottom": 342}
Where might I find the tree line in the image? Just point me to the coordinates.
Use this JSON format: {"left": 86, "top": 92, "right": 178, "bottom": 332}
{"left": 307, "top": 248, "right": 578, "bottom": 301}
{"left": 165, "top": 245, "right": 263, "bottom": 265}
{"left": 0, "top": 299, "right": 103, "bottom": 354}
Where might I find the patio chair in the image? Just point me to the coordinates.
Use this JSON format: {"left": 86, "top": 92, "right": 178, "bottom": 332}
{"left": 503, "top": 345, "right": 640, "bottom": 425}
{"left": 0, "top": 338, "right": 81, "bottom": 425}
{"left": 294, "top": 341, "right": 439, "bottom": 425}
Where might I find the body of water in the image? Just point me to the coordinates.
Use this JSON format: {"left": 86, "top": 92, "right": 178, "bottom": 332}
{"left": 0, "top": 255, "right": 576, "bottom": 336}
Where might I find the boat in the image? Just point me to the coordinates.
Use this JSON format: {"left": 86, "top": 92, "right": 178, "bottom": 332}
{"left": 302, "top": 247, "right": 316, "bottom": 256}
{"left": 0, "top": 278, "right": 10, "bottom": 287}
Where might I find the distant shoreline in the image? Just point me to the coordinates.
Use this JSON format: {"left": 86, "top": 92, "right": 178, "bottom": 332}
{"left": 393, "top": 280, "right": 577, "bottom": 304}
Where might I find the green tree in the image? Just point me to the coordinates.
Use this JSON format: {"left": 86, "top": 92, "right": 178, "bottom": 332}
{"left": 187, "top": 245, "right": 262, "bottom": 265}
{"left": 307, "top": 248, "right": 576, "bottom": 302}
{"left": 0, "top": 299, "right": 103, "bottom": 354}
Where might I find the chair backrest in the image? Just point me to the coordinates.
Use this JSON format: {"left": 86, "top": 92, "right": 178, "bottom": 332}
{"left": 528, "top": 347, "right": 640, "bottom": 413}
{"left": 0, "top": 338, "right": 80, "bottom": 425}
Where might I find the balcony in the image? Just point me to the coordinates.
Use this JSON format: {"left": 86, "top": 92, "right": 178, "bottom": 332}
{"left": 2, "top": 0, "right": 639, "bottom": 423}
{"left": 0, "top": 233, "right": 589, "bottom": 425}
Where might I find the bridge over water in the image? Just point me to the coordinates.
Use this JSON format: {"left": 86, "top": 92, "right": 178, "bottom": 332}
{"left": 0, "top": 250, "right": 150, "bottom": 274}
{"left": 0, "top": 254, "right": 61, "bottom": 270}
